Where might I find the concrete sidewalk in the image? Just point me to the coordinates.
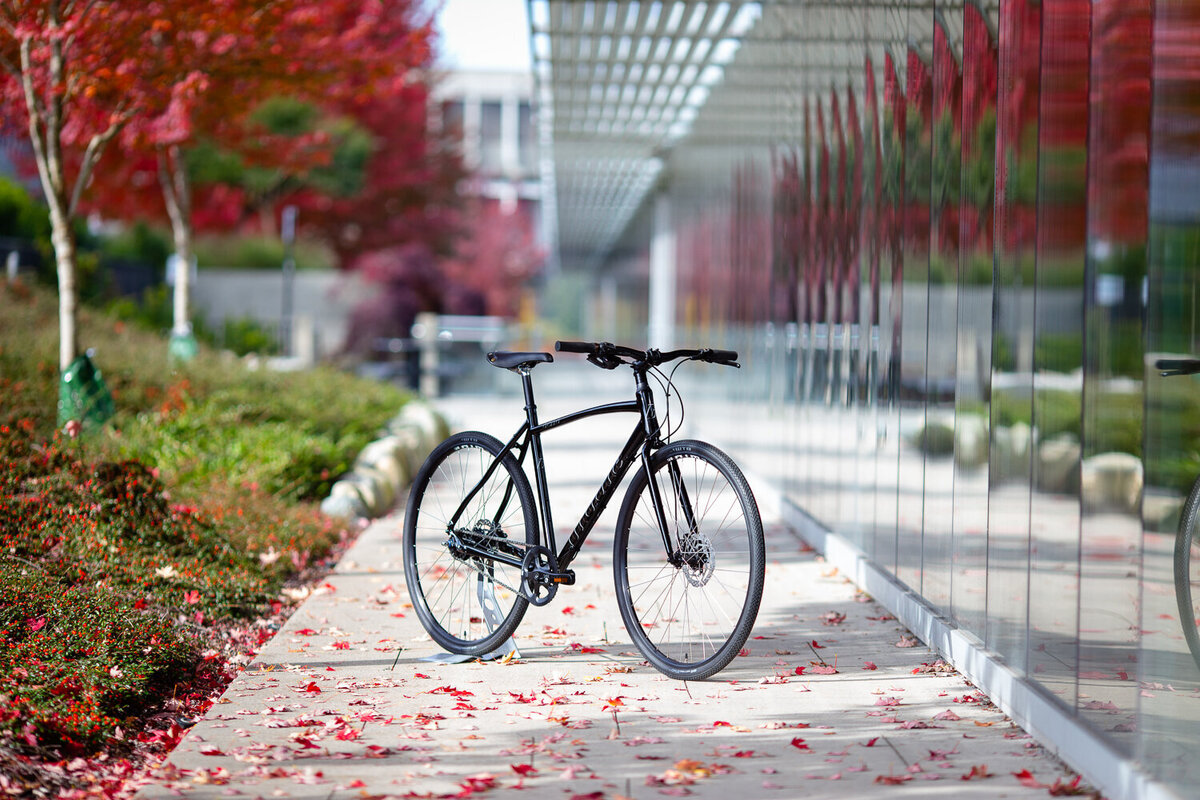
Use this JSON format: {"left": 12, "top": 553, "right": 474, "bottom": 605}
{"left": 139, "top": 379, "right": 1091, "bottom": 799}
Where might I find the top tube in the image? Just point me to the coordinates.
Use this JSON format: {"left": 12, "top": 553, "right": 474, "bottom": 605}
{"left": 531, "top": 399, "right": 641, "bottom": 434}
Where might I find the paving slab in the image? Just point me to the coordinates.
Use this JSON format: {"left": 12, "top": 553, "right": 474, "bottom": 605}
{"left": 137, "top": 384, "right": 1092, "bottom": 800}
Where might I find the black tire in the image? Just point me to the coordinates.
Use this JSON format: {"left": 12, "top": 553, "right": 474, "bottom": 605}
{"left": 403, "top": 431, "right": 537, "bottom": 655}
{"left": 614, "top": 440, "right": 765, "bottom": 680}
{"left": 1176, "top": 475, "right": 1200, "bottom": 672}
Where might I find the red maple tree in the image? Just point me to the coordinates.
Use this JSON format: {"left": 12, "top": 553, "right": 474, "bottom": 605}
{"left": 0, "top": 1, "right": 190, "bottom": 369}
{"left": 81, "top": 0, "right": 440, "bottom": 339}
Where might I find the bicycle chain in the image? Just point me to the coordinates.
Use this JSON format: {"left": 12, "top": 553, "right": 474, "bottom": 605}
{"left": 448, "top": 538, "right": 557, "bottom": 606}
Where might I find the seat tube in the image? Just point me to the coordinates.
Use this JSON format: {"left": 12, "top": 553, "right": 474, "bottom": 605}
{"left": 521, "top": 369, "right": 558, "bottom": 564}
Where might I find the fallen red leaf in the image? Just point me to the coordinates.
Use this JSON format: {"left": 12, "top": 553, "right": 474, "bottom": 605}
{"left": 1048, "top": 776, "right": 1089, "bottom": 796}
{"left": 874, "top": 773, "right": 912, "bottom": 785}
{"left": 790, "top": 737, "right": 811, "bottom": 751}
{"left": 961, "top": 764, "right": 993, "bottom": 781}
{"left": 1013, "top": 769, "right": 1046, "bottom": 789}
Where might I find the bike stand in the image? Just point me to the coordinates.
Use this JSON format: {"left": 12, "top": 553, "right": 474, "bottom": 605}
{"left": 418, "top": 574, "right": 521, "bottom": 664}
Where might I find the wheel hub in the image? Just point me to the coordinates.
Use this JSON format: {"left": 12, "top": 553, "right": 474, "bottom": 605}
{"left": 679, "top": 530, "right": 714, "bottom": 587}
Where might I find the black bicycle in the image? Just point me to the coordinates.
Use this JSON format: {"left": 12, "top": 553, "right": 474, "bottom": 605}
{"left": 401, "top": 341, "right": 766, "bottom": 680}
{"left": 1157, "top": 357, "right": 1200, "bottom": 671}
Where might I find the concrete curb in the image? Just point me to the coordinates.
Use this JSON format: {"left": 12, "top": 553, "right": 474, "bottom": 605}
{"left": 318, "top": 400, "right": 449, "bottom": 519}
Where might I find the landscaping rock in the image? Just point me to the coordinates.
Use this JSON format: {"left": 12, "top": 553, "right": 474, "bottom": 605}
{"left": 320, "top": 400, "right": 446, "bottom": 520}
{"left": 954, "top": 413, "right": 989, "bottom": 468}
{"left": 1036, "top": 434, "right": 1081, "bottom": 494}
{"left": 1081, "top": 451, "right": 1142, "bottom": 513}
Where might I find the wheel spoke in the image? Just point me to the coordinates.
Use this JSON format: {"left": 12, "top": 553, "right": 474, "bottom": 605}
{"left": 616, "top": 444, "right": 764, "bottom": 679}
{"left": 404, "top": 435, "right": 533, "bottom": 654}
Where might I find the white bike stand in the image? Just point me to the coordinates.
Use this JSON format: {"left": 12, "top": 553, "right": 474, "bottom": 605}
{"left": 419, "top": 574, "right": 520, "bottom": 664}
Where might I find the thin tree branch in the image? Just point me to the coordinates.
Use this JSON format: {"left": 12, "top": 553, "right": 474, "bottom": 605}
{"left": 68, "top": 110, "right": 127, "bottom": 216}
{"left": 19, "top": 38, "right": 58, "bottom": 203}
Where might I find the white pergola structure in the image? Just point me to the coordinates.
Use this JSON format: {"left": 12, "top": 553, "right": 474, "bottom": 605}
{"left": 527, "top": 1, "right": 937, "bottom": 277}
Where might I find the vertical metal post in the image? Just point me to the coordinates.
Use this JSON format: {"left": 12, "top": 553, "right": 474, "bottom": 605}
{"left": 649, "top": 191, "right": 676, "bottom": 350}
{"left": 280, "top": 205, "right": 297, "bottom": 357}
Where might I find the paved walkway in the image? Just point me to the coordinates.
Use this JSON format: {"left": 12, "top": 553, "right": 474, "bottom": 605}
{"left": 138, "top": 375, "right": 1091, "bottom": 799}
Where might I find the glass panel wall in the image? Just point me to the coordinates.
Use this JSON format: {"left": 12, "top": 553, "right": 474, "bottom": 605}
{"left": 599, "top": 1, "right": 1197, "bottom": 795}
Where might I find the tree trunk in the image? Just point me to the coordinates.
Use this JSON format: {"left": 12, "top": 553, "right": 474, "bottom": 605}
{"left": 159, "top": 145, "right": 195, "bottom": 335}
{"left": 47, "top": 198, "right": 79, "bottom": 371}
{"left": 17, "top": 28, "right": 78, "bottom": 371}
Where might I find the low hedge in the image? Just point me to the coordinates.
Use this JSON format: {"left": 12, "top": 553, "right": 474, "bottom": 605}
{"left": 0, "top": 280, "right": 408, "bottom": 758}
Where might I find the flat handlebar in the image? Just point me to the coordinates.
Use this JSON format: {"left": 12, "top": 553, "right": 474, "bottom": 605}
{"left": 1156, "top": 358, "right": 1200, "bottom": 377}
{"left": 555, "top": 340, "right": 740, "bottom": 369}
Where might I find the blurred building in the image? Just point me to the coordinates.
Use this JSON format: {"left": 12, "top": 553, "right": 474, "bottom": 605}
{"left": 530, "top": 1, "right": 1200, "bottom": 798}
{"left": 431, "top": 68, "right": 542, "bottom": 229}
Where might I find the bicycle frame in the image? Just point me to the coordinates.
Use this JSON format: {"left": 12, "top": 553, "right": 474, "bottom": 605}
{"left": 445, "top": 362, "right": 694, "bottom": 581}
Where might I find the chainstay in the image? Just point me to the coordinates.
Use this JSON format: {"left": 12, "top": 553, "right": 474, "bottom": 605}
{"left": 451, "top": 545, "right": 544, "bottom": 603}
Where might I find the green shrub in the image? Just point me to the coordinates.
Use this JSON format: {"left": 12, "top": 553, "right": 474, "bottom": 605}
{"left": 0, "top": 283, "right": 409, "bottom": 757}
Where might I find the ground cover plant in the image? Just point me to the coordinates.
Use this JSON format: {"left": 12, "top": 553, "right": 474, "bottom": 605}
{"left": 0, "top": 279, "right": 409, "bottom": 797}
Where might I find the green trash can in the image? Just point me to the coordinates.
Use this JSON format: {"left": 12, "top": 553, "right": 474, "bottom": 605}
{"left": 169, "top": 330, "right": 198, "bottom": 364}
{"left": 58, "top": 351, "right": 115, "bottom": 431}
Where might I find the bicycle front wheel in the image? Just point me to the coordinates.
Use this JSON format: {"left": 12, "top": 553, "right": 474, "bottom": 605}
{"left": 614, "top": 440, "right": 765, "bottom": 680}
{"left": 1176, "top": 474, "right": 1200, "bottom": 672}
{"left": 403, "top": 431, "right": 537, "bottom": 655}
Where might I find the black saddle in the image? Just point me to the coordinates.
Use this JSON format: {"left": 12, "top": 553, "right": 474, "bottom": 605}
{"left": 487, "top": 351, "right": 553, "bottom": 370}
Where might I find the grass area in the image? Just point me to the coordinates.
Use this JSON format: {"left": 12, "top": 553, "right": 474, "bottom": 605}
{"left": 0, "top": 279, "right": 408, "bottom": 766}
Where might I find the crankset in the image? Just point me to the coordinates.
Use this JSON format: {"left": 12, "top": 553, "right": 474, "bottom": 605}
{"left": 520, "top": 545, "right": 576, "bottom": 606}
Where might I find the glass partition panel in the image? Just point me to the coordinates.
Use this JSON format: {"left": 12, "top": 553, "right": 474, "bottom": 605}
{"left": 985, "top": 0, "right": 1041, "bottom": 671}
{"left": 897, "top": 33, "right": 933, "bottom": 592}
{"left": 951, "top": 0, "right": 999, "bottom": 635}
{"left": 1077, "top": 0, "right": 1150, "bottom": 752}
{"left": 1027, "top": 0, "right": 1088, "bottom": 710}
{"left": 1140, "top": 0, "right": 1200, "bottom": 789}
{"left": 877, "top": 42, "right": 908, "bottom": 574}
{"left": 922, "top": 7, "right": 964, "bottom": 615}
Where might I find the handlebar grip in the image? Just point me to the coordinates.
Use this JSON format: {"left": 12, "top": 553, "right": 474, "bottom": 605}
{"left": 1156, "top": 358, "right": 1200, "bottom": 376}
{"left": 555, "top": 340, "right": 595, "bottom": 354}
{"left": 706, "top": 349, "right": 739, "bottom": 363}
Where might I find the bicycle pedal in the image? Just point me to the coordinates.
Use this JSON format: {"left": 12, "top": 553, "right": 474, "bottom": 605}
{"left": 549, "top": 570, "right": 575, "bottom": 585}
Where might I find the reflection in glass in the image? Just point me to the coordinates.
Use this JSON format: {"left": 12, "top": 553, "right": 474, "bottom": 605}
{"left": 1078, "top": 0, "right": 1150, "bottom": 753}
{"left": 922, "top": 7, "right": 964, "bottom": 615}
{"left": 1027, "top": 0, "right": 1088, "bottom": 709}
{"left": 986, "top": 0, "right": 1041, "bottom": 673}
{"left": 897, "top": 35, "right": 932, "bottom": 592}
{"left": 613, "top": 0, "right": 1200, "bottom": 793}
{"left": 1141, "top": 0, "right": 1200, "bottom": 788}
{"left": 877, "top": 44, "right": 907, "bottom": 575}
{"left": 950, "top": 0, "right": 998, "bottom": 636}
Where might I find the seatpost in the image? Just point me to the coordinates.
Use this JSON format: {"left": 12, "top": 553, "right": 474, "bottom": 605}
{"left": 519, "top": 367, "right": 538, "bottom": 426}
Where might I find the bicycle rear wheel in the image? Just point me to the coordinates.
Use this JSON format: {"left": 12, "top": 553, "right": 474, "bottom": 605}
{"left": 403, "top": 431, "right": 536, "bottom": 655}
{"left": 1175, "top": 474, "right": 1200, "bottom": 672}
{"left": 614, "top": 440, "right": 765, "bottom": 680}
